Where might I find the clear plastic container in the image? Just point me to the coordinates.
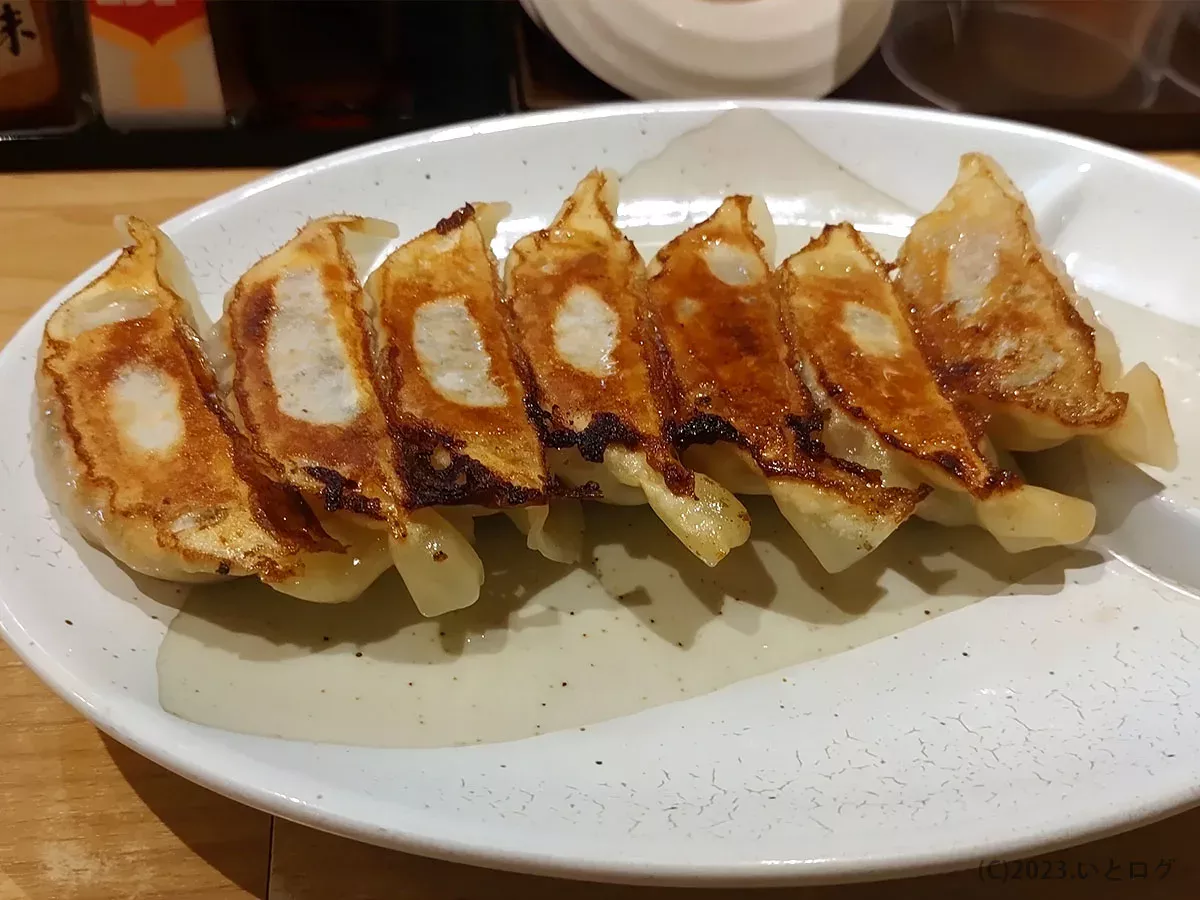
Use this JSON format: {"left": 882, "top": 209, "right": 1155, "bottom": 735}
{"left": 883, "top": 1, "right": 1185, "bottom": 111}
{"left": 1168, "top": 1, "right": 1200, "bottom": 98}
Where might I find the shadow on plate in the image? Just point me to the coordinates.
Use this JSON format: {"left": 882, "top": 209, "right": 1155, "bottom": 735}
{"left": 1022, "top": 440, "right": 1200, "bottom": 597}
{"left": 167, "top": 495, "right": 1100, "bottom": 666}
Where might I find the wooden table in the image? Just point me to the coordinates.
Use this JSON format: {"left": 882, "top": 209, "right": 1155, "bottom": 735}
{"left": 2, "top": 157, "right": 1199, "bottom": 899}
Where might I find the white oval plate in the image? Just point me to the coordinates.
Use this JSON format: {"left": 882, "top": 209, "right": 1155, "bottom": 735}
{"left": 3, "top": 101, "right": 1200, "bottom": 887}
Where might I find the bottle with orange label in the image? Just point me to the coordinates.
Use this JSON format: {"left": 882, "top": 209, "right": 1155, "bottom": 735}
{"left": 87, "top": 0, "right": 227, "bottom": 128}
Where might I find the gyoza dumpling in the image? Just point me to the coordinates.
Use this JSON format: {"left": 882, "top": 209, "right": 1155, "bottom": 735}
{"left": 646, "top": 198, "right": 925, "bottom": 572}
{"left": 35, "top": 216, "right": 358, "bottom": 593}
{"left": 779, "top": 222, "right": 1096, "bottom": 552}
{"left": 220, "top": 215, "right": 484, "bottom": 613}
{"left": 364, "top": 203, "right": 582, "bottom": 564}
{"left": 503, "top": 170, "right": 750, "bottom": 566}
{"left": 896, "top": 153, "right": 1176, "bottom": 470}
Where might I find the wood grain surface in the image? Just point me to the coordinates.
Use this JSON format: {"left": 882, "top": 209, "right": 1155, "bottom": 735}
{"left": 1, "top": 156, "right": 1198, "bottom": 899}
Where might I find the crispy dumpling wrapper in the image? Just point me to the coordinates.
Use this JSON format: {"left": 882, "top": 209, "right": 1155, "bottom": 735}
{"left": 646, "top": 197, "right": 923, "bottom": 572}
{"left": 219, "top": 215, "right": 485, "bottom": 610}
{"left": 504, "top": 170, "right": 749, "bottom": 566}
{"left": 221, "top": 215, "right": 403, "bottom": 517}
{"left": 779, "top": 222, "right": 1096, "bottom": 552}
{"left": 896, "top": 152, "right": 1176, "bottom": 470}
{"left": 366, "top": 202, "right": 580, "bottom": 565}
{"left": 35, "top": 216, "right": 350, "bottom": 588}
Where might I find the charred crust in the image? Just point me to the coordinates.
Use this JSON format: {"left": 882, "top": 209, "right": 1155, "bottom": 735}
{"left": 547, "top": 474, "right": 600, "bottom": 500}
{"left": 392, "top": 420, "right": 545, "bottom": 509}
{"left": 303, "top": 466, "right": 384, "bottom": 518}
{"left": 522, "top": 392, "right": 571, "bottom": 448}
{"left": 522, "top": 377, "right": 695, "bottom": 497}
{"left": 575, "top": 412, "right": 641, "bottom": 462}
{"left": 435, "top": 204, "right": 475, "bottom": 235}
{"left": 825, "top": 454, "right": 882, "bottom": 485}
{"left": 786, "top": 413, "right": 826, "bottom": 459}
{"left": 523, "top": 398, "right": 643, "bottom": 462}
{"left": 566, "top": 478, "right": 602, "bottom": 500}
{"left": 656, "top": 456, "right": 696, "bottom": 496}
{"left": 669, "top": 413, "right": 742, "bottom": 448}
{"left": 573, "top": 411, "right": 695, "bottom": 497}
{"left": 926, "top": 450, "right": 969, "bottom": 481}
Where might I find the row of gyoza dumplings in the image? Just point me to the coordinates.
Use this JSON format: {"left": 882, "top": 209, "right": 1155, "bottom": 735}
{"left": 37, "top": 158, "right": 1175, "bottom": 617}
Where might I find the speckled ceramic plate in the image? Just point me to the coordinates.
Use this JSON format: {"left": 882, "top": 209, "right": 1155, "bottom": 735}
{"left": 2, "top": 101, "right": 1200, "bottom": 887}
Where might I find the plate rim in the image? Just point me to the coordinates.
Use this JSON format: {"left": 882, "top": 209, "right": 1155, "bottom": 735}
{"left": 4, "top": 98, "right": 1200, "bottom": 887}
